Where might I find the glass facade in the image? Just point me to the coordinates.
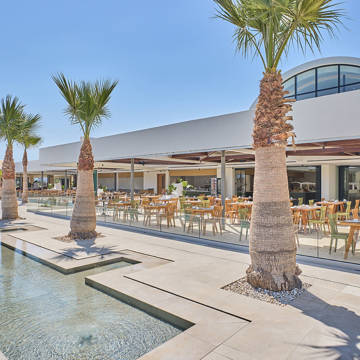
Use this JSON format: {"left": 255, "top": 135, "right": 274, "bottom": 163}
{"left": 169, "top": 175, "right": 213, "bottom": 194}
{"left": 339, "top": 166, "right": 360, "bottom": 203}
{"left": 288, "top": 166, "right": 321, "bottom": 203}
{"left": 235, "top": 168, "right": 254, "bottom": 197}
{"left": 283, "top": 64, "right": 360, "bottom": 101}
{"left": 235, "top": 166, "right": 321, "bottom": 202}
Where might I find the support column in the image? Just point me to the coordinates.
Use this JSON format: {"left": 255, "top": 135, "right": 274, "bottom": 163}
{"left": 41, "top": 171, "right": 44, "bottom": 190}
{"left": 221, "top": 150, "right": 226, "bottom": 219}
{"left": 321, "top": 164, "right": 338, "bottom": 200}
{"left": 114, "top": 172, "right": 118, "bottom": 191}
{"left": 93, "top": 170, "right": 98, "bottom": 195}
{"left": 130, "top": 158, "right": 134, "bottom": 201}
{"left": 164, "top": 171, "right": 170, "bottom": 193}
{"left": 64, "top": 170, "right": 68, "bottom": 192}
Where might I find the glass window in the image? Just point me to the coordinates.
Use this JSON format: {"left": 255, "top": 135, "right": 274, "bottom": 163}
{"left": 288, "top": 166, "right": 319, "bottom": 203}
{"left": 340, "top": 65, "right": 360, "bottom": 86}
{"left": 296, "top": 92, "right": 315, "bottom": 100}
{"left": 339, "top": 166, "right": 360, "bottom": 204}
{"left": 317, "top": 87, "right": 338, "bottom": 97}
{"left": 340, "top": 82, "right": 360, "bottom": 93}
{"left": 317, "top": 65, "right": 338, "bottom": 90}
{"left": 169, "top": 175, "right": 212, "bottom": 194}
{"left": 235, "top": 168, "right": 254, "bottom": 197}
{"left": 283, "top": 77, "right": 295, "bottom": 97}
{"left": 296, "top": 69, "right": 315, "bottom": 94}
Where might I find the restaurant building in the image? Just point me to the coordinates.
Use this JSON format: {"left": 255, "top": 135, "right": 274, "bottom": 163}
{"left": 16, "top": 56, "right": 360, "bottom": 203}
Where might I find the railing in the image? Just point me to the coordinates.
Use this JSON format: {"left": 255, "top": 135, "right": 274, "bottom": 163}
{"left": 26, "top": 198, "right": 360, "bottom": 266}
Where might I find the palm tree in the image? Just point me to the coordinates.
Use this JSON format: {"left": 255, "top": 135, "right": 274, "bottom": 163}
{"left": 214, "top": 0, "right": 343, "bottom": 291}
{"left": 0, "top": 96, "right": 25, "bottom": 219}
{"left": 18, "top": 113, "right": 42, "bottom": 204}
{"left": 52, "top": 74, "right": 118, "bottom": 239}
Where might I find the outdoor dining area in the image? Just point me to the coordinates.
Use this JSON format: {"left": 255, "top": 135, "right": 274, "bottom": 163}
{"left": 27, "top": 190, "right": 360, "bottom": 264}
{"left": 93, "top": 191, "right": 359, "bottom": 260}
{"left": 96, "top": 192, "right": 253, "bottom": 236}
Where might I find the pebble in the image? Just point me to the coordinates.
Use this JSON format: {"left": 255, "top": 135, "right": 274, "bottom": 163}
{"left": 222, "top": 277, "right": 311, "bottom": 307}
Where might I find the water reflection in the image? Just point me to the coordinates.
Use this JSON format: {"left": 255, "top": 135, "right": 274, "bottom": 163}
{"left": 0, "top": 245, "right": 181, "bottom": 360}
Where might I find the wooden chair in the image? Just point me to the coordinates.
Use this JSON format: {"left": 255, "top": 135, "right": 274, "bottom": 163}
{"left": 292, "top": 210, "right": 301, "bottom": 247}
{"left": 239, "top": 208, "right": 250, "bottom": 242}
{"left": 225, "top": 200, "right": 236, "bottom": 224}
{"left": 328, "top": 214, "right": 350, "bottom": 254}
{"left": 143, "top": 205, "right": 159, "bottom": 226}
{"left": 124, "top": 200, "right": 140, "bottom": 222}
{"left": 170, "top": 198, "right": 179, "bottom": 215}
{"left": 336, "top": 201, "right": 352, "bottom": 220}
{"left": 351, "top": 199, "right": 360, "bottom": 218}
{"left": 309, "top": 206, "right": 327, "bottom": 233}
{"left": 201, "top": 199, "right": 211, "bottom": 208}
{"left": 158, "top": 203, "right": 176, "bottom": 227}
{"left": 183, "top": 205, "right": 201, "bottom": 233}
{"left": 203, "top": 205, "right": 223, "bottom": 235}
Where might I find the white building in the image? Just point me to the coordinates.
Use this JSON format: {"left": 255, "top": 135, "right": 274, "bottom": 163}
{"left": 16, "top": 56, "right": 360, "bottom": 203}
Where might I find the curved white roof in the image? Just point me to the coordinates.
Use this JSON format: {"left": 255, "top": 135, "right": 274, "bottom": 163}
{"left": 250, "top": 56, "right": 360, "bottom": 109}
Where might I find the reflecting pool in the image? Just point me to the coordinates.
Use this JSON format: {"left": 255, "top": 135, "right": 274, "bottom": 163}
{"left": 0, "top": 244, "right": 181, "bottom": 360}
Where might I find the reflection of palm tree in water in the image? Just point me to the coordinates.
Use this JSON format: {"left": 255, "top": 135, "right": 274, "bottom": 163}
{"left": 291, "top": 290, "right": 360, "bottom": 359}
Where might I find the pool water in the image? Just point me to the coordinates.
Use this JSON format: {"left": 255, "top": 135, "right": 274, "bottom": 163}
{"left": 0, "top": 244, "right": 182, "bottom": 360}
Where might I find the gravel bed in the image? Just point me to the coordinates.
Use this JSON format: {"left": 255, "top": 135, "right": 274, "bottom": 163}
{"left": 53, "top": 233, "right": 104, "bottom": 243}
{"left": 222, "top": 277, "right": 311, "bottom": 306}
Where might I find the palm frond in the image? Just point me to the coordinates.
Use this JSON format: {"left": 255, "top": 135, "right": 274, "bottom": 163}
{"left": 0, "top": 95, "right": 25, "bottom": 144}
{"left": 53, "top": 74, "right": 118, "bottom": 138}
{"left": 213, "top": 0, "right": 344, "bottom": 70}
{"left": 17, "top": 112, "right": 42, "bottom": 148}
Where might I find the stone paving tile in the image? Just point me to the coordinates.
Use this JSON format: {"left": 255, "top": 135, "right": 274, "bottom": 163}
{"left": 201, "top": 351, "right": 230, "bottom": 360}
{"left": 139, "top": 332, "right": 216, "bottom": 360}
{"left": 222, "top": 318, "right": 314, "bottom": 360}
{"left": 186, "top": 321, "right": 248, "bottom": 347}
{"left": 288, "top": 324, "right": 358, "bottom": 360}
{"left": 214, "top": 345, "right": 254, "bottom": 360}
{"left": 2, "top": 207, "right": 360, "bottom": 360}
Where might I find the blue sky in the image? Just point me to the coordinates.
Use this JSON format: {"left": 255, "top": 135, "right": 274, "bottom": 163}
{"left": 1, "top": 0, "right": 359, "bottom": 162}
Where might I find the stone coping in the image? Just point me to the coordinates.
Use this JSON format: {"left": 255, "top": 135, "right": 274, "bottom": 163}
{"left": 2, "top": 210, "right": 360, "bottom": 359}
{"left": 0, "top": 234, "right": 249, "bottom": 360}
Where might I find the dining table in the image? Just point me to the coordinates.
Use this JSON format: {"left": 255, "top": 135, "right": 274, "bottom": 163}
{"left": 291, "top": 205, "right": 321, "bottom": 231}
{"left": 191, "top": 207, "right": 215, "bottom": 233}
{"left": 185, "top": 200, "right": 202, "bottom": 205}
{"left": 338, "top": 219, "right": 360, "bottom": 259}
{"left": 315, "top": 201, "right": 345, "bottom": 212}
{"left": 113, "top": 201, "right": 132, "bottom": 220}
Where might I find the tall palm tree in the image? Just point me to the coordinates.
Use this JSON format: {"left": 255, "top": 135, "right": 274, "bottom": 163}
{"left": 18, "top": 113, "right": 42, "bottom": 204}
{"left": 52, "top": 74, "right": 118, "bottom": 239}
{"left": 0, "top": 96, "right": 25, "bottom": 219}
{"left": 214, "top": 0, "right": 343, "bottom": 291}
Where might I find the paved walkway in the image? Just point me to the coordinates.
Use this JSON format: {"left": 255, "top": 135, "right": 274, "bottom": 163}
{"left": 1, "top": 204, "right": 360, "bottom": 359}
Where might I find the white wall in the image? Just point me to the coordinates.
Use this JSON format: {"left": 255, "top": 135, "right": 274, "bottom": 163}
{"left": 39, "top": 88, "right": 360, "bottom": 166}
{"left": 321, "top": 165, "right": 338, "bottom": 200}
{"left": 117, "top": 176, "right": 143, "bottom": 190}
{"left": 226, "top": 167, "right": 235, "bottom": 198}
{"left": 143, "top": 172, "right": 157, "bottom": 192}
{"left": 98, "top": 176, "right": 116, "bottom": 191}
{"left": 39, "top": 111, "right": 254, "bottom": 164}
{"left": 217, "top": 166, "right": 235, "bottom": 198}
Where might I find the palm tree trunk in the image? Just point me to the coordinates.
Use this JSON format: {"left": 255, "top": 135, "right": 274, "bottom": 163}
{"left": 69, "top": 138, "right": 96, "bottom": 239}
{"left": 2, "top": 144, "right": 18, "bottom": 220}
{"left": 246, "top": 70, "right": 301, "bottom": 291}
{"left": 22, "top": 149, "right": 28, "bottom": 203}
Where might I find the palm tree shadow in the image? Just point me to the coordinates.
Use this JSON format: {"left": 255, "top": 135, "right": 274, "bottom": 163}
{"left": 290, "top": 288, "right": 360, "bottom": 359}
{"left": 54, "top": 238, "right": 126, "bottom": 260}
